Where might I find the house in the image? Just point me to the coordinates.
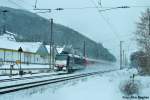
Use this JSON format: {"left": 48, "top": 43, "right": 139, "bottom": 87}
{"left": 0, "top": 33, "right": 49, "bottom": 65}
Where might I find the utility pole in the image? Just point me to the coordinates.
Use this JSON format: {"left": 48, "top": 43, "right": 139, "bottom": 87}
{"left": 148, "top": 8, "right": 150, "bottom": 35}
{"left": 33, "top": 6, "right": 63, "bottom": 70}
{"left": 122, "top": 49, "right": 125, "bottom": 68}
{"left": 124, "top": 53, "right": 127, "bottom": 66}
{"left": 2, "top": 10, "right": 8, "bottom": 34}
{"left": 147, "top": 9, "right": 150, "bottom": 68}
{"left": 83, "top": 40, "right": 86, "bottom": 57}
{"left": 49, "top": 18, "right": 53, "bottom": 69}
{"left": 120, "top": 41, "right": 123, "bottom": 70}
{"left": 96, "top": 43, "right": 100, "bottom": 58}
{"left": 51, "top": 19, "right": 55, "bottom": 69}
{"left": 34, "top": 0, "right": 38, "bottom": 8}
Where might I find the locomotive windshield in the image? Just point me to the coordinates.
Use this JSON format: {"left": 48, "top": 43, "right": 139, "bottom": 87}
{"left": 55, "top": 54, "right": 68, "bottom": 60}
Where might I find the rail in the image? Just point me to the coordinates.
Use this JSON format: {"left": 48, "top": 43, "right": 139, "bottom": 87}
{"left": 0, "top": 69, "right": 118, "bottom": 94}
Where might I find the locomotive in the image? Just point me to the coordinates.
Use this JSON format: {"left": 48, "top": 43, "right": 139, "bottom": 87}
{"left": 54, "top": 45, "right": 114, "bottom": 73}
{"left": 54, "top": 53, "right": 87, "bottom": 73}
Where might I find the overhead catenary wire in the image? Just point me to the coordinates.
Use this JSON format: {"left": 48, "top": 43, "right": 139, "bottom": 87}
{"left": 4, "top": 0, "right": 139, "bottom": 43}
{"left": 87, "top": 0, "right": 134, "bottom": 64}
{"left": 3, "top": 0, "right": 150, "bottom": 11}
{"left": 88, "top": 0, "right": 121, "bottom": 41}
{"left": 6, "top": 0, "right": 44, "bottom": 14}
{"left": 16, "top": 0, "right": 34, "bottom": 8}
{"left": 7, "top": 0, "right": 29, "bottom": 11}
{"left": 7, "top": 0, "right": 25, "bottom": 9}
{"left": 3, "top": 2, "right": 146, "bottom": 40}
{"left": 93, "top": 3, "right": 137, "bottom": 47}
{"left": 3, "top": 3, "right": 149, "bottom": 12}
{"left": 32, "top": 0, "right": 135, "bottom": 55}
{"left": 33, "top": 5, "right": 150, "bottom": 10}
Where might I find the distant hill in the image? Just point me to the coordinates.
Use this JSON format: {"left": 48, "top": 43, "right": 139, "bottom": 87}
{"left": 0, "top": 7, "right": 116, "bottom": 62}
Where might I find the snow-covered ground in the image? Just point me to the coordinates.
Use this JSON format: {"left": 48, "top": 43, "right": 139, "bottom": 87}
{"left": 0, "top": 63, "right": 117, "bottom": 87}
{"left": 0, "top": 67, "right": 150, "bottom": 100}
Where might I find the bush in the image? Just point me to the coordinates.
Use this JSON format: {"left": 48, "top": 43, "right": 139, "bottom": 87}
{"left": 120, "top": 79, "right": 141, "bottom": 96}
{"left": 130, "top": 51, "right": 150, "bottom": 75}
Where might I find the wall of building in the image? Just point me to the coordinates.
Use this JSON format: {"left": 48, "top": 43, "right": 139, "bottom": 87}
{"left": 0, "top": 48, "right": 50, "bottom": 65}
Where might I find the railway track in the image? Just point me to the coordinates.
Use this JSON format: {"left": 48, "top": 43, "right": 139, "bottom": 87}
{"left": 0, "top": 72, "right": 64, "bottom": 83}
{"left": 0, "top": 69, "right": 118, "bottom": 95}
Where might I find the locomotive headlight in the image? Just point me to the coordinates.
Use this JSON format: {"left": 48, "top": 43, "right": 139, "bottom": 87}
{"left": 62, "top": 67, "right": 67, "bottom": 71}
{"left": 55, "top": 64, "right": 59, "bottom": 67}
{"left": 54, "top": 67, "right": 58, "bottom": 70}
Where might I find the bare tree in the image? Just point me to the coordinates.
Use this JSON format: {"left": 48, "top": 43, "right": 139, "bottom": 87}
{"left": 135, "top": 8, "right": 150, "bottom": 53}
{"left": 135, "top": 8, "right": 150, "bottom": 74}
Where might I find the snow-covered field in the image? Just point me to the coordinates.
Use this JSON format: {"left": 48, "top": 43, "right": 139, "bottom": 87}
{"left": 0, "top": 67, "right": 150, "bottom": 100}
{"left": 0, "top": 63, "right": 117, "bottom": 87}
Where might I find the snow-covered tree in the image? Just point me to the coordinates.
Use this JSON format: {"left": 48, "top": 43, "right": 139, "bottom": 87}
{"left": 135, "top": 8, "right": 150, "bottom": 74}
{"left": 135, "top": 8, "right": 150, "bottom": 54}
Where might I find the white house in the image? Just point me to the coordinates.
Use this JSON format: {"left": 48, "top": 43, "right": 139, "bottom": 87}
{"left": 0, "top": 33, "right": 49, "bottom": 65}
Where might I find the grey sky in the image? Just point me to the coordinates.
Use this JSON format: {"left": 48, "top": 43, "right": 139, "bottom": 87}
{"left": 0, "top": 0, "right": 150, "bottom": 61}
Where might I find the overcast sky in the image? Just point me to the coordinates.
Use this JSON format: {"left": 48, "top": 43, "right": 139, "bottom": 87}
{"left": 0, "top": 0, "right": 150, "bottom": 61}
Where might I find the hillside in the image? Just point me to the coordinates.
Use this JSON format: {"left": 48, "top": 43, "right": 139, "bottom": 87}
{"left": 0, "top": 7, "right": 116, "bottom": 62}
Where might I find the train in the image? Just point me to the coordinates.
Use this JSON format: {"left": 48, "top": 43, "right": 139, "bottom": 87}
{"left": 54, "top": 53, "right": 87, "bottom": 73}
{"left": 54, "top": 52, "right": 115, "bottom": 73}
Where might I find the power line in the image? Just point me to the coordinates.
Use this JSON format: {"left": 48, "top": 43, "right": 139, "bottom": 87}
{"left": 88, "top": 0, "right": 121, "bottom": 41}
{"left": 16, "top": 0, "right": 34, "bottom": 8}
{"left": 34, "top": 0, "right": 38, "bottom": 8}
{"left": 7, "top": 0, "right": 26, "bottom": 9}
{"left": 32, "top": 5, "right": 149, "bottom": 11}
{"left": 88, "top": 0, "right": 130, "bottom": 65}
{"left": 129, "top": 5, "right": 150, "bottom": 8}
{"left": 4, "top": 0, "right": 150, "bottom": 10}
{"left": 3, "top": 4, "right": 149, "bottom": 11}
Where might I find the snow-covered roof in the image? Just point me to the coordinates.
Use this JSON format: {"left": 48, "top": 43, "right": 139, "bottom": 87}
{"left": 6, "top": 31, "right": 17, "bottom": 36}
{"left": 46, "top": 45, "right": 64, "bottom": 54}
{"left": 0, "top": 34, "right": 16, "bottom": 41}
{"left": 0, "top": 35, "right": 42, "bottom": 53}
{"left": 46, "top": 45, "right": 52, "bottom": 54}
{"left": 17, "top": 42, "right": 42, "bottom": 53}
{"left": 56, "top": 47, "right": 64, "bottom": 54}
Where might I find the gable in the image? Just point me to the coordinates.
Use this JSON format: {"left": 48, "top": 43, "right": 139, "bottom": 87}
{"left": 36, "top": 44, "right": 49, "bottom": 57}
